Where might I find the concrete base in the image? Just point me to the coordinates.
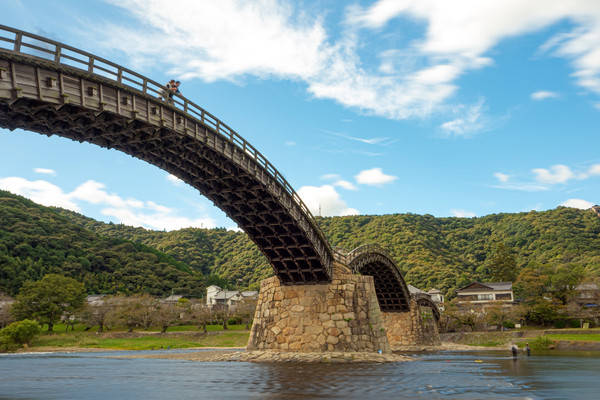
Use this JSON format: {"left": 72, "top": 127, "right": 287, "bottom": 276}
{"left": 247, "top": 271, "right": 390, "bottom": 353}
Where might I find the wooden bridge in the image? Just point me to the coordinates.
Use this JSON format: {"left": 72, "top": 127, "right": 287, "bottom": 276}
{"left": 0, "top": 24, "right": 333, "bottom": 284}
{"left": 0, "top": 26, "right": 440, "bottom": 350}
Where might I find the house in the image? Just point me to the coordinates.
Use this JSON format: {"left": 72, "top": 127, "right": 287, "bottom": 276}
{"left": 161, "top": 295, "right": 184, "bottom": 304}
{"left": 427, "top": 288, "right": 445, "bottom": 310}
{"left": 86, "top": 295, "right": 106, "bottom": 306}
{"left": 456, "top": 282, "right": 514, "bottom": 305}
{"left": 407, "top": 284, "right": 428, "bottom": 296}
{"left": 574, "top": 283, "right": 599, "bottom": 308}
{"left": 206, "top": 285, "right": 258, "bottom": 308}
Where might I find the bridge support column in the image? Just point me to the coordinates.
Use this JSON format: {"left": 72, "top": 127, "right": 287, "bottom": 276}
{"left": 382, "top": 299, "right": 440, "bottom": 349}
{"left": 247, "top": 266, "right": 390, "bottom": 353}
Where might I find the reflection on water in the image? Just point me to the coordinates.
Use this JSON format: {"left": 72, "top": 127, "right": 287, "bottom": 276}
{"left": 1, "top": 350, "right": 599, "bottom": 399}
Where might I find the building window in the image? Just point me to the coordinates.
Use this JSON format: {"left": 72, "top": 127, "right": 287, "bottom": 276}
{"left": 477, "top": 294, "right": 494, "bottom": 301}
{"left": 495, "top": 293, "right": 512, "bottom": 300}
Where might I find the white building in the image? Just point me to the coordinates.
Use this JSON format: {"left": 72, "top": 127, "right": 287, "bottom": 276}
{"left": 427, "top": 288, "right": 445, "bottom": 311}
{"left": 206, "top": 285, "right": 258, "bottom": 308}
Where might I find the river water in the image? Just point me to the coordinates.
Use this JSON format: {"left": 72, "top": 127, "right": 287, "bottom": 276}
{"left": 1, "top": 350, "right": 599, "bottom": 399}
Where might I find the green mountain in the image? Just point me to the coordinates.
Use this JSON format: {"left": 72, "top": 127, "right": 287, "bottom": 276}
{"left": 1, "top": 190, "right": 599, "bottom": 298}
{"left": 0, "top": 190, "right": 206, "bottom": 297}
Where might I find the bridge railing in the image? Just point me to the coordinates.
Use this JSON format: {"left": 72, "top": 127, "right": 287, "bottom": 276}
{"left": 0, "top": 24, "right": 331, "bottom": 256}
{"left": 345, "top": 244, "right": 395, "bottom": 264}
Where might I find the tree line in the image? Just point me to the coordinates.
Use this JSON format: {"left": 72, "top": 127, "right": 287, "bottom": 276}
{"left": 1, "top": 189, "right": 599, "bottom": 299}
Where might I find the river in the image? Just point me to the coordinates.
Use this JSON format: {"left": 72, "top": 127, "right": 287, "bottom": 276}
{"left": 1, "top": 349, "right": 599, "bottom": 399}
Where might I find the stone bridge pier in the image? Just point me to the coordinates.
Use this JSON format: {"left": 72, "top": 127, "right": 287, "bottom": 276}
{"left": 247, "top": 262, "right": 390, "bottom": 352}
{"left": 247, "top": 247, "right": 441, "bottom": 352}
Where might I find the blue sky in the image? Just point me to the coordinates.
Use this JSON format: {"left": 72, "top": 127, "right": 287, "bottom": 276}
{"left": 1, "top": 0, "right": 599, "bottom": 230}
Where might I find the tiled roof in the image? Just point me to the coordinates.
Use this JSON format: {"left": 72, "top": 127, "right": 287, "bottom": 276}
{"left": 457, "top": 281, "right": 513, "bottom": 292}
{"left": 407, "top": 284, "right": 427, "bottom": 295}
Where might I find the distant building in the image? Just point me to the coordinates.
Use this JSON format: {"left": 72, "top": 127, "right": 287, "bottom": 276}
{"left": 427, "top": 288, "right": 445, "bottom": 310}
{"left": 456, "top": 282, "right": 514, "bottom": 305}
{"left": 574, "top": 283, "right": 599, "bottom": 308}
{"left": 206, "top": 285, "right": 258, "bottom": 308}
{"left": 86, "top": 295, "right": 106, "bottom": 306}
{"left": 161, "top": 295, "right": 184, "bottom": 304}
{"left": 591, "top": 205, "right": 600, "bottom": 218}
{"left": 407, "top": 285, "right": 445, "bottom": 311}
{"left": 407, "top": 284, "right": 428, "bottom": 296}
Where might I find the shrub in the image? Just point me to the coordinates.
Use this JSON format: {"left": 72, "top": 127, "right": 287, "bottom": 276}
{"left": 0, "top": 319, "right": 41, "bottom": 345}
{"left": 502, "top": 321, "right": 515, "bottom": 329}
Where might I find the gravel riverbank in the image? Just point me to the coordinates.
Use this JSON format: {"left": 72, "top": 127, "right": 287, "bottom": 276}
{"left": 110, "top": 350, "right": 413, "bottom": 363}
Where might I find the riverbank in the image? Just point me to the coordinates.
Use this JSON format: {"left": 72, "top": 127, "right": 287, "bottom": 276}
{"left": 441, "top": 329, "right": 600, "bottom": 351}
{"left": 111, "top": 349, "right": 413, "bottom": 363}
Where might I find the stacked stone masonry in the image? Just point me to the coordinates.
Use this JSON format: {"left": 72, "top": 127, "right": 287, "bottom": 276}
{"left": 382, "top": 299, "right": 440, "bottom": 349}
{"left": 247, "top": 269, "right": 391, "bottom": 353}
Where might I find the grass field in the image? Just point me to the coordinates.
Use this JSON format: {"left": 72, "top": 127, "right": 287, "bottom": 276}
{"left": 544, "top": 334, "right": 600, "bottom": 342}
{"left": 26, "top": 323, "right": 250, "bottom": 351}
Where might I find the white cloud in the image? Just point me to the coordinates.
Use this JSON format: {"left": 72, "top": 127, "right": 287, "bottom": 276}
{"left": 101, "top": 207, "right": 215, "bottom": 231}
{"left": 0, "top": 176, "right": 216, "bottom": 231}
{"left": 92, "top": 1, "right": 600, "bottom": 126}
{"left": 284, "top": 141, "right": 296, "bottom": 146}
{"left": 560, "top": 198, "right": 594, "bottom": 209}
{"left": 531, "top": 90, "right": 559, "bottom": 100}
{"left": 494, "top": 172, "right": 510, "bottom": 183}
{"left": 451, "top": 209, "right": 476, "bottom": 218}
{"left": 333, "top": 180, "right": 358, "bottom": 191}
{"left": 33, "top": 168, "right": 56, "bottom": 175}
{"left": 0, "top": 177, "right": 80, "bottom": 211}
{"left": 588, "top": 164, "right": 600, "bottom": 176}
{"left": 440, "top": 99, "right": 486, "bottom": 136}
{"left": 355, "top": 168, "right": 397, "bottom": 186}
{"left": 166, "top": 174, "right": 183, "bottom": 186}
{"left": 70, "top": 180, "right": 144, "bottom": 209}
{"left": 532, "top": 164, "right": 575, "bottom": 184}
{"left": 491, "top": 182, "right": 549, "bottom": 192}
{"left": 297, "top": 184, "right": 358, "bottom": 216}
{"left": 321, "top": 173, "right": 341, "bottom": 181}
{"left": 326, "top": 130, "right": 392, "bottom": 145}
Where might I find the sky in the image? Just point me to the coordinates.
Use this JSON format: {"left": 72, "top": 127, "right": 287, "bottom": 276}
{"left": 1, "top": 0, "right": 599, "bottom": 231}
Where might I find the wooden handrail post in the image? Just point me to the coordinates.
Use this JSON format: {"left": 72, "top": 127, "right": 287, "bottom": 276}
{"left": 13, "top": 32, "right": 22, "bottom": 52}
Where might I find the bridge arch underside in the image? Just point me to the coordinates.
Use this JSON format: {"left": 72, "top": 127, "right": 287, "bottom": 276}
{"left": 414, "top": 295, "right": 440, "bottom": 322}
{"left": 0, "top": 58, "right": 331, "bottom": 284}
{"left": 349, "top": 254, "right": 410, "bottom": 312}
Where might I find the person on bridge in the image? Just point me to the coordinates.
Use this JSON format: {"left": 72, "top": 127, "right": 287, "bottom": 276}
{"left": 163, "top": 80, "right": 181, "bottom": 104}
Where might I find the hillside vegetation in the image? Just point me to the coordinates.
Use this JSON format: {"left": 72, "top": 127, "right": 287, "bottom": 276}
{"left": 0, "top": 191, "right": 205, "bottom": 297}
{"left": 1, "top": 190, "right": 599, "bottom": 297}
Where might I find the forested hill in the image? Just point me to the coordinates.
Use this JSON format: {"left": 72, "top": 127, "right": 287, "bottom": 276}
{"left": 54, "top": 194, "right": 600, "bottom": 295}
{"left": 0, "top": 190, "right": 207, "bottom": 297}
{"left": 1, "top": 189, "right": 599, "bottom": 297}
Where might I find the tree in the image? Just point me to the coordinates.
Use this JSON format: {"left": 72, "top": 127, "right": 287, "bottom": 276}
{"left": 233, "top": 298, "right": 257, "bottom": 330}
{"left": 107, "top": 295, "right": 154, "bottom": 332}
{"left": 489, "top": 243, "right": 517, "bottom": 282}
{"left": 154, "top": 300, "right": 187, "bottom": 333}
{"left": 79, "top": 296, "right": 116, "bottom": 333}
{"left": 0, "top": 294, "right": 14, "bottom": 329}
{"left": 0, "top": 319, "right": 41, "bottom": 345}
{"left": 443, "top": 299, "right": 485, "bottom": 332}
{"left": 189, "top": 302, "right": 211, "bottom": 333}
{"left": 484, "top": 302, "right": 520, "bottom": 331}
{"left": 11, "top": 274, "right": 86, "bottom": 332}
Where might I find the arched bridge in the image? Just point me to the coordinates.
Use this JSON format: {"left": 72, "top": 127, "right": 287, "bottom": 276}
{"left": 337, "top": 244, "right": 411, "bottom": 312}
{"left": 0, "top": 25, "right": 333, "bottom": 284}
{"left": 412, "top": 293, "right": 441, "bottom": 322}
